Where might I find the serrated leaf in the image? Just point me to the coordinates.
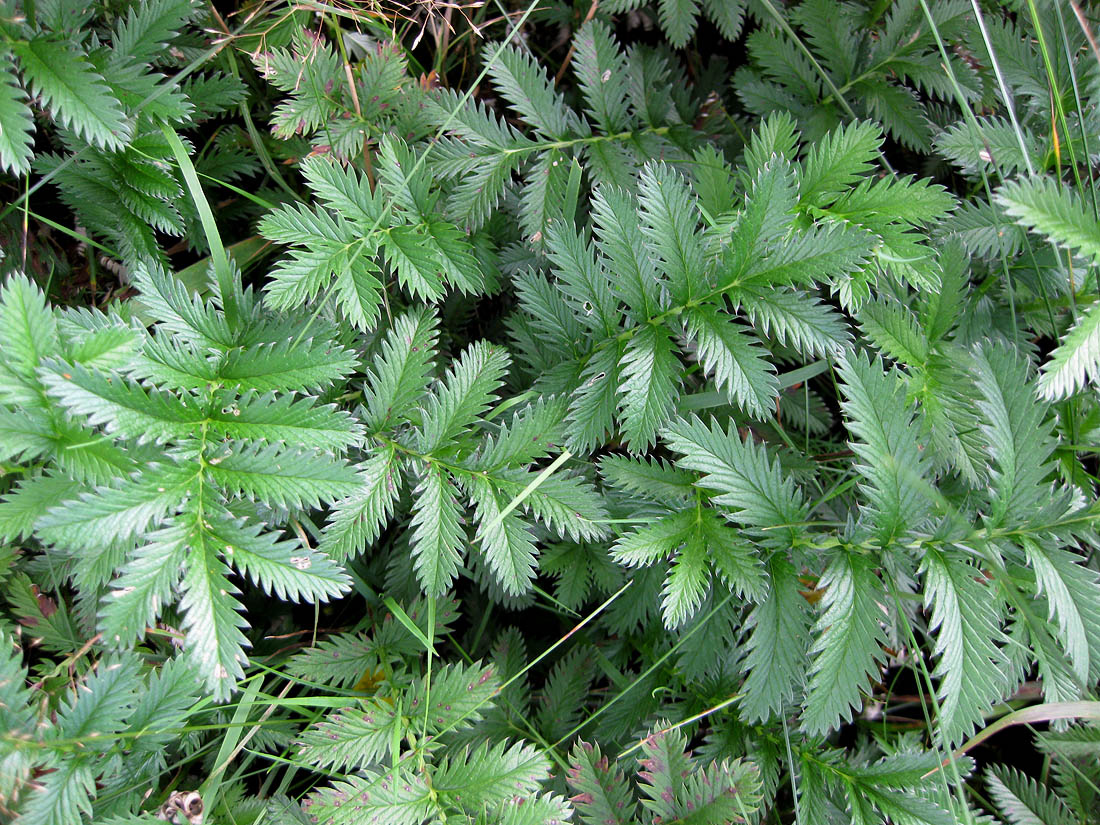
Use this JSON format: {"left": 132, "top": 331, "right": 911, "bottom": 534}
{"left": 40, "top": 360, "right": 203, "bottom": 444}
{"left": 739, "top": 555, "right": 810, "bottom": 722}
{"left": 319, "top": 446, "right": 404, "bottom": 562}
{"left": 363, "top": 307, "right": 438, "bottom": 433}
{"left": 418, "top": 341, "right": 509, "bottom": 454}
{"left": 177, "top": 505, "right": 251, "bottom": 702}
{"left": 618, "top": 324, "right": 679, "bottom": 453}
{"left": 1037, "top": 301, "right": 1100, "bottom": 401}
{"left": 683, "top": 305, "right": 778, "bottom": 418}
{"left": 298, "top": 698, "right": 400, "bottom": 771}
{"left": 639, "top": 162, "right": 705, "bottom": 305}
{"left": 101, "top": 526, "right": 187, "bottom": 647}
{"left": 0, "top": 57, "right": 33, "bottom": 175}
{"left": 662, "top": 416, "right": 808, "bottom": 540}
{"left": 218, "top": 338, "right": 358, "bottom": 393}
{"left": 464, "top": 474, "right": 538, "bottom": 597}
{"left": 567, "top": 742, "right": 637, "bottom": 825}
{"left": 206, "top": 443, "right": 360, "bottom": 511}
{"left": 12, "top": 36, "right": 131, "bottom": 150}
{"left": 803, "top": 551, "right": 889, "bottom": 735}
{"left": 410, "top": 462, "right": 465, "bottom": 596}
{"left": 921, "top": 547, "right": 1012, "bottom": 745}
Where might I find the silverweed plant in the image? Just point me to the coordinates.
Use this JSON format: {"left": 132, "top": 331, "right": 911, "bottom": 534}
{"left": 1, "top": 1, "right": 1100, "bottom": 824}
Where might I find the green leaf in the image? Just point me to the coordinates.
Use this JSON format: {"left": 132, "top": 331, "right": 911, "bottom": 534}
{"left": 683, "top": 305, "right": 778, "bottom": 418}
{"left": 657, "top": 0, "right": 701, "bottom": 48}
{"left": 799, "top": 120, "right": 882, "bottom": 208}
{"left": 433, "top": 739, "right": 550, "bottom": 809}
{"left": 739, "top": 555, "right": 810, "bottom": 722}
{"left": 382, "top": 224, "right": 446, "bottom": 302}
{"left": 803, "top": 551, "right": 889, "bottom": 735}
{"left": 205, "top": 443, "right": 360, "bottom": 511}
{"left": 859, "top": 299, "right": 929, "bottom": 367}
{"left": 591, "top": 184, "right": 660, "bottom": 318}
{"left": 734, "top": 285, "right": 850, "bottom": 357}
{"left": 1037, "top": 301, "right": 1100, "bottom": 401}
{"left": 208, "top": 391, "right": 363, "bottom": 452}
{"left": 611, "top": 509, "right": 695, "bottom": 567}
{"left": 298, "top": 698, "right": 400, "bottom": 771}
{"left": 418, "top": 341, "right": 509, "bottom": 454}
{"left": 565, "top": 345, "right": 622, "bottom": 453}
{"left": 662, "top": 416, "right": 808, "bottom": 540}
{"left": 567, "top": 742, "right": 637, "bottom": 825}
{"left": 415, "top": 660, "right": 499, "bottom": 734}
{"left": 36, "top": 463, "right": 195, "bottom": 551}
{"left": 101, "top": 526, "right": 188, "bottom": 647}
{"left": 112, "top": 0, "right": 195, "bottom": 62}
{"left": 972, "top": 342, "right": 1059, "bottom": 526}
{"left": 836, "top": 352, "right": 932, "bottom": 544}
{"left": 464, "top": 474, "right": 538, "bottom": 597}
{"left": 573, "top": 21, "right": 631, "bottom": 133}
{"left": 176, "top": 505, "right": 251, "bottom": 701}
{"left": 217, "top": 338, "right": 358, "bottom": 393}
{"left": 319, "top": 446, "right": 404, "bottom": 562}
{"left": 0, "top": 56, "right": 33, "bottom": 175}
{"left": 618, "top": 324, "right": 680, "bottom": 453}
{"left": 362, "top": 307, "right": 438, "bottom": 433}
{"left": 12, "top": 36, "right": 131, "bottom": 150}
{"left": 308, "top": 768, "right": 435, "bottom": 825}
{"left": 486, "top": 44, "right": 575, "bottom": 140}
{"left": 660, "top": 518, "right": 709, "bottom": 629}
{"left": 921, "top": 547, "right": 1012, "bottom": 745}
{"left": 986, "top": 764, "right": 1076, "bottom": 825}
{"left": 299, "top": 154, "right": 384, "bottom": 226}
{"left": 1023, "top": 540, "right": 1100, "bottom": 686}
{"left": 40, "top": 361, "right": 202, "bottom": 444}
{"left": 410, "top": 462, "right": 465, "bottom": 596}
{"left": 636, "top": 726, "right": 694, "bottom": 822}
{"left": 1, "top": 273, "right": 60, "bottom": 389}
{"left": 211, "top": 513, "right": 350, "bottom": 603}
{"left": 639, "top": 162, "right": 706, "bottom": 305}
{"left": 997, "top": 175, "right": 1100, "bottom": 266}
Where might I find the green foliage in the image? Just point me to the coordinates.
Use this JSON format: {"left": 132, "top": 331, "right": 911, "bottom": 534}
{"left": 3, "top": 2, "right": 1100, "bottom": 825}
{"left": 733, "top": 0, "right": 981, "bottom": 151}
